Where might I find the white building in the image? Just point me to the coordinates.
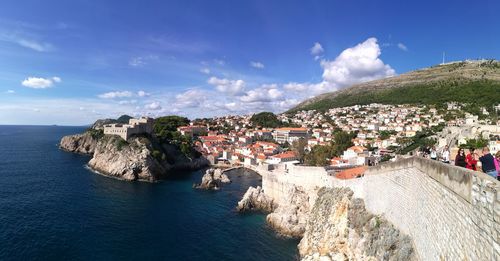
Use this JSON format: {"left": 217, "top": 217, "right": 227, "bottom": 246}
{"left": 104, "top": 117, "right": 154, "bottom": 140}
{"left": 272, "top": 127, "right": 308, "bottom": 144}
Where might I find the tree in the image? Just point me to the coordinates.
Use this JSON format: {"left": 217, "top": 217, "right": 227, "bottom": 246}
{"left": 250, "top": 112, "right": 281, "bottom": 128}
{"left": 291, "top": 138, "right": 307, "bottom": 162}
{"left": 379, "top": 130, "right": 395, "bottom": 140}
{"left": 331, "top": 130, "right": 355, "bottom": 157}
{"left": 304, "top": 144, "right": 335, "bottom": 166}
{"left": 154, "top": 116, "right": 190, "bottom": 141}
{"left": 461, "top": 137, "right": 489, "bottom": 149}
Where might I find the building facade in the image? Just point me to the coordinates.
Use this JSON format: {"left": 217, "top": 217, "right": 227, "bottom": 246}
{"left": 103, "top": 117, "right": 154, "bottom": 140}
{"left": 272, "top": 127, "right": 308, "bottom": 144}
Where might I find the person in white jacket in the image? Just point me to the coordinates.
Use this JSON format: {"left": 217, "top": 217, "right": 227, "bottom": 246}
{"left": 441, "top": 145, "right": 450, "bottom": 164}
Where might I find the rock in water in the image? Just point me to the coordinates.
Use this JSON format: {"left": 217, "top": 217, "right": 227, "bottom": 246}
{"left": 266, "top": 185, "right": 310, "bottom": 238}
{"left": 88, "top": 135, "right": 167, "bottom": 182}
{"left": 59, "top": 132, "right": 98, "bottom": 154}
{"left": 213, "top": 168, "right": 231, "bottom": 183}
{"left": 237, "top": 186, "right": 276, "bottom": 212}
{"left": 194, "top": 168, "right": 231, "bottom": 190}
{"left": 298, "top": 187, "right": 414, "bottom": 261}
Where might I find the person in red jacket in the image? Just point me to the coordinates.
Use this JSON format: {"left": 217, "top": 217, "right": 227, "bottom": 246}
{"left": 465, "top": 148, "right": 478, "bottom": 171}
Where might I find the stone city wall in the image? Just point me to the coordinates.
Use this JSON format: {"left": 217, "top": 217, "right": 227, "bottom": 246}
{"left": 259, "top": 157, "right": 499, "bottom": 260}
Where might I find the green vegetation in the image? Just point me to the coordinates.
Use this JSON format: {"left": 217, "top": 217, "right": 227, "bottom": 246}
{"left": 250, "top": 112, "right": 281, "bottom": 128}
{"left": 86, "top": 128, "right": 104, "bottom": 140}
{"left": 303, "top": 130, "right": 356, "bottom": 166}
{"left": 115, "top": 138, "right": 128, "bottom": 151}
{"left": 291, "top": 138, "right": 307, "bottom": 162}
{"left": 152, "top": 116, "right": 200, "bottom": 159}
{"left": 304, "top": 145, "right": 335, "bottom": 166}
{"left": 397, "top": 124, "right": 444, "bottom": 155}
{"left": 116, "top": 115, "right": 133, "bottom": 123}
{"left": 154, "top": 115, "right": 190, "bottom": 141}
{"left": 379, "top": 130, "right": 396, "bottom": 140}
{"left": 290, "top": 80, "right": 500, "bottom": 113}
{"left": 459, "top": 137, "right": 489, "bottom": 149}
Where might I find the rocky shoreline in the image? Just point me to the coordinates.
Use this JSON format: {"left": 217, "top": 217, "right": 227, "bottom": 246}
{"left": 193, "top": 168, "right": 231, "bottom": 190}
{"left": 60, "top": 131, "right": 209, "bottom": 182}
{"left": 237, "top": 184, "right": 415, "bottom": 260}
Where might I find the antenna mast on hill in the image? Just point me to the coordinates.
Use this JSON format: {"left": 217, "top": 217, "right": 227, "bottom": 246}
{"left": 442, "top": 52, "right": 446, "bottom": 64}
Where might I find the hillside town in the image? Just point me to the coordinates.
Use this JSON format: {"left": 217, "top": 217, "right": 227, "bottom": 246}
{"left": 98, "top": 102, "right": 500, "bottom": 179}
{"left": 160, "top": 103, "right": 500, "bottom": 179}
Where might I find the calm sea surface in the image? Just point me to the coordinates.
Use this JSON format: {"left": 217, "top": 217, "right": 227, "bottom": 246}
{"left": 0, "top": 126, "right": 298, "bottom": 260}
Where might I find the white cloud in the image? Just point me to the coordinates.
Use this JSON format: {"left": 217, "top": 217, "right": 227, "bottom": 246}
{"left": 137, "top": 90, "right": 149, "bottom": 97}
{"left": 397, "top": 43, "right": 408, "bottom": 51}
{"left": 128, "top": 55, "right": 158, "bottom": 67}
{"left": 6, "top": 90, "right": 15, "bottom": 94}
{"left": 207, "top": 77, "right": 245, "bottom": 95}
{"left": 33, "top": 108, "right": 40, "bottom": 112}
{"left": 118, "top": 100, "right": 137, "bottom": 105}
{"left": 250, "top": 61, "right": 265, "bottom": 69}
{"left": 310, "top": 42, "right": 324, "bottom": 55}
{"left": 320, "top": 37, "right": 395, "bottom": 88}
{"left": 173, "top": 89, "right": 207, "bottom": 108}
{"left": 213, "top": 59, "right": 225, "bottom": 66}
{"left": 16, "top": 39, "right": 53, "bottom": 52}
{"left": 98, "top": 91, "right": 133, "bottom": 99}
{"left": 283, "top": 82, "right": 309, "bottom": 92}
{"left": 145, "top": 101, "right": 161, "bottom": 110}
{"left": 21, "top": 76, "right": 61, "bottom": 89}
{"left": 283, "top": 81, "right": 335, "bottom": 96}
{"left": 240, "top": 84, "right": 283, "bottom": 103}
{"left": 200, "top": 68, "right": 210, "bottom": 74}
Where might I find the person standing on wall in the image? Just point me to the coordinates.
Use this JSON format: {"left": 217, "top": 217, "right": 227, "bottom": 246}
{"left": 495, "top": 151, "right": 500, "bottom": 181}
{"left": 455, "top": 148, "right": 467, "bottom": 168}
{"left": 441, "top": 145, "right": 450, "bottom": 164}
{"left": 430, "top": 146, "right": 437, "bottom": 160}
{"left": 479, "top": 147, "right": 498, "bottom": 179}
{"left": 466, "top": 148, "right": 478, "bottom": 171}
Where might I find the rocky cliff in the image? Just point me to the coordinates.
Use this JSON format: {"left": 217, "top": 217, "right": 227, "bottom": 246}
{"left": 60, "top": 132, "right": 209, "bottom": 182}
{"left": 237, "top": 186, "right": 276, "bottom": 212}
{"left": 88, "top": 135, "right": 168, "bottom": 182}
{"left": 266, "top": 185, "right": 311, "bottom": 238}
{"left": 194, "top": 168, "right": 231, "bottom": 190}
{"left": 59, "top": 132, "right": 98, "bottom": 154}
{"left": 298, "top": 187, "right": 415, "bottom": 261}
{"left": 238, "top": 184, "right": 414, "bottom": 260}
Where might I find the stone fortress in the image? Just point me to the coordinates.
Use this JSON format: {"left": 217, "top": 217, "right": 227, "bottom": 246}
{"left": 251, "top": 156, "right": 499, "bottom": 260}
{"left": 103, "top": 116, "right": 154, "bottom": 140}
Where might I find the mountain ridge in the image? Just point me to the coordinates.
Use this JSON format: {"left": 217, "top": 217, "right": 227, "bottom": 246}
{"left": 288, "top": 60, "right": 500, "bottom": 113}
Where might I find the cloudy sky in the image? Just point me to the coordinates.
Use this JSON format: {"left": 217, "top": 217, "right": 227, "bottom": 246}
{"left": 0, "top": 0, "right": 499, "bottom": 125}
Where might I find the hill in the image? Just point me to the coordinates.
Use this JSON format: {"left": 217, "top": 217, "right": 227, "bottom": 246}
{"left": 288, "top": 60, "right": 500, "bottom": 113}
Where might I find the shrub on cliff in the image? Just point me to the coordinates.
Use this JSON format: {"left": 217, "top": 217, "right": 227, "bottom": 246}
{"left": 115, "top": 138, "right": 128, "bottom": 151}
{"left": 86, "top": 128, "right": 104, "bottom": 140}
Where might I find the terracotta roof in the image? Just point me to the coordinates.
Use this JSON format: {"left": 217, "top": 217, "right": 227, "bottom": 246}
{"left": 275, "top": 127, "right": 308, "bottom": 132}
{"left": 256, "top": 141, "right": 278, "bottom": 147}
{"left": 257, "top": 154, "right": 267, "bottom": 160}
{"left": 348, "top": 146, "right": 367, "bottom": 153}
{"left": 271, "top": 151, "right": 297, "bottom": 159}
{"left": 335, "top": 166, "right": 367, "bottom": 180}
{"left": 200, "top": 136, "right": 226, "bottom": 142}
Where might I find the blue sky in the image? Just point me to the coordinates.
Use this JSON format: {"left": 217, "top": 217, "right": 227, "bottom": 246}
{"left": 0, "top": 0, "right": 499, "bottom": 125}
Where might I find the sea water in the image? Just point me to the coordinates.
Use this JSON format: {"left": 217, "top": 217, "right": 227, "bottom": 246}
{"left": 0, "top": 126, "right": 298, "bottom": 260}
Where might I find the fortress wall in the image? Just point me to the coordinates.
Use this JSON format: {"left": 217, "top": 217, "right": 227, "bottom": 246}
{"left": 260, "top": 157, "right": 499, "bottom": 260}
{"left": 361, "top": 158, "right": 498, "bottom": 260}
